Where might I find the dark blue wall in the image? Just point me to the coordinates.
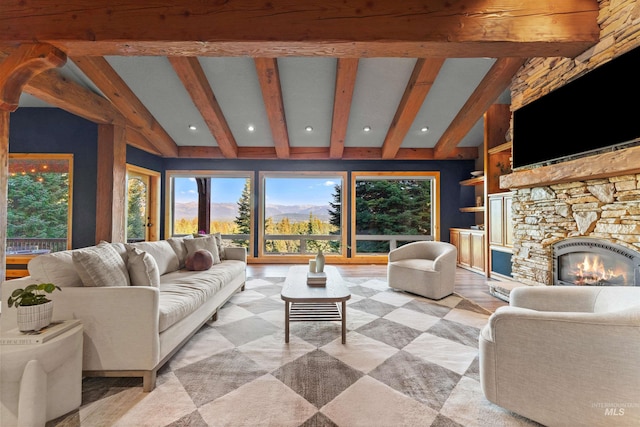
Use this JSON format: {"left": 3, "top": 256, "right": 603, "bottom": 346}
{"left": 10, "top": 108, "right": 478, "bottom": 250}
{"left": 10, "top": 108, "right": 98, "bottom": 249}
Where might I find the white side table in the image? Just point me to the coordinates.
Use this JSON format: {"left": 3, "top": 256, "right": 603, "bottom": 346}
{"left": 0, "top": 323, "right": 83, "bottom": 427}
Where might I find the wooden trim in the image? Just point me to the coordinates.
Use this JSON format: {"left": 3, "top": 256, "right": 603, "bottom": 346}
{"left": 0, "top": 111, "right": 7, "bottom": 283}
{"left": 126, "top": 164, "right": 161, "bottom": 241}
{"left": 95, "top": 124, "right": 126, "bottom": 243}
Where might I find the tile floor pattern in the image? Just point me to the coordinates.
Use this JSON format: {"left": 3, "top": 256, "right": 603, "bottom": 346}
{"left": 49, "top": 277, "right": 542, "bottom": 427}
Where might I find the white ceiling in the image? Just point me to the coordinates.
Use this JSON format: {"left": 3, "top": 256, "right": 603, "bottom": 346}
{"left": 19, "top": 56, "right": 510, "bottom": 152}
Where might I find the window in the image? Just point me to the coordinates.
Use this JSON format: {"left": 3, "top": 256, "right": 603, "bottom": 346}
{"left": 7, "top": 154, "right": 73, "bottom": 254}
{"left": 259, "top": 172, "right": 346, "bottom": 257}
{"left": 126, "top": 165, "right": 160, "bottom": 242}
{"left": 352, "top": 172, "right": 439, "bottom": 255}
{"left": 166, "top": 171, "right": 253, "bottom": 249}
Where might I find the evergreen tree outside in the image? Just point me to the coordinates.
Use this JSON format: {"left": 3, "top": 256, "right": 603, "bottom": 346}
{"left": 7, "top": 158, "right": 70, "bottom": 253}
{"left": 233, "top": 179, "right": 251, "bottom": 247}
{"left": 127, "top": 177, "right": 147, "bottom": 241}
{"left": 328, "top": 184, "right": 342, "bottom": 253}
{"left": 351, "top": 178, "right": 432, "bottom": 253}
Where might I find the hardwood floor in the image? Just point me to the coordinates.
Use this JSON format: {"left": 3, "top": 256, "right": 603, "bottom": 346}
{"left": 246, "top": 264, "right": 508, "bottom": 312}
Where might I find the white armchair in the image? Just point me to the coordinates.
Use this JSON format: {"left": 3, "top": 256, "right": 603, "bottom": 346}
{"left": 479, "top": 285, "right": 640, "bottom": 426}
{"left": 387, "top": 241, "right": 457, "bottom": 299}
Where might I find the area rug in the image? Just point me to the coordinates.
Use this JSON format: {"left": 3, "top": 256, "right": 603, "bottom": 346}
{"left": 48, "top": 277, "right": 541, "bottom": 427}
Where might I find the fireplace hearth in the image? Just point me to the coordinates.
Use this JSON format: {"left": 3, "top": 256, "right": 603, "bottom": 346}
{"left": 553, "top": 238, "right": 640, "bottom": 286}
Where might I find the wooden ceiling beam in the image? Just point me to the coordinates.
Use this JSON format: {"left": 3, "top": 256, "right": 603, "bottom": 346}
{"left": 381, "top": 58, "right": 445, "bottom": 160}
{"left": 24, "top": 68, "right": 123, "bottom": 125}
{"left": 330, "top": 58, "right": 358, "bottom": 159}
{"left": 71, "top": 56, "right": 179, "bottom": 157}
{"left": 254, "top": 58, "right": 290, "bottom": 159}
{"left": 0, "top": 1, "right": 599, "bottom": 58}
{"left": 0, "top": 44, "right": 66, "bottom": 111}
{"left": 433, "top": 57, "right": 526, "bottom": 159}
{"left": 125, "top": 126, "right": 162, "bottom": 156}
{"left": 168, "top": 56, "right": 238, "bottom": 158}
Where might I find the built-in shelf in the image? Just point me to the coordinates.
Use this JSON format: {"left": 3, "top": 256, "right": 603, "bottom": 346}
{"left": 460, "top": 176, "right": 485, "bottom": 186}
{"left": 460, "top": 206, "right": 484, "bottom": 213}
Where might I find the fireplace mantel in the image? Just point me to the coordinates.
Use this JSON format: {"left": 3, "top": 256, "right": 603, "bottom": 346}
{"left": 500, "top": 143, "right": 640, "bottom": 189}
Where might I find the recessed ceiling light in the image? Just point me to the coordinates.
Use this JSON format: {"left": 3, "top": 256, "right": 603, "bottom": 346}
{"left": 421, "top": 126, "right": 429, "bottom": 133}
{"left": 188, "top": 124, "right": 197, "bottom": 131}
{"left": 305, "top": 126, "right": 313, "bottom": 132}
{"left": 247, "top": 125, "right": 255, "bottom": 132}
{"left": 363, "top": 126, "right": 371, "bottom": 132}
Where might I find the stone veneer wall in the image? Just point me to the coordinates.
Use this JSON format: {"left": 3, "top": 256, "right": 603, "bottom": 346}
{"left": 511, "top": 177, "right": 640, "bottom": 285}
{"left": 508, "top": 0, "right": 640, "bottom": 286}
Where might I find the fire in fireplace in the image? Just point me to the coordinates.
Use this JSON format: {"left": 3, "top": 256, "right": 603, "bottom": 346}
{"left": 553, "top": 238, "right": 640, "bottom": 286}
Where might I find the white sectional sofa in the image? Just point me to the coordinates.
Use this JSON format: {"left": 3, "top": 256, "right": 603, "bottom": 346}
{"left": 1, "top": 235, "right": 246, "bottom": 391}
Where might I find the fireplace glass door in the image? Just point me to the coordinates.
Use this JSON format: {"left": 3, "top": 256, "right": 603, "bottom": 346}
{"left": 554, "top": 238, "right": 640, "bottom": 286}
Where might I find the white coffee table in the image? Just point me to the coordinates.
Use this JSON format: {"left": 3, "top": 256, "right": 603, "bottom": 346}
{"left": 281, "top": 265, "right": 351, "bottom": 344}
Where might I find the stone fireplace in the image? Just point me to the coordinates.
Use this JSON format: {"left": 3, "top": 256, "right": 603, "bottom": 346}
{"left": 508, "top": 173, "right": 640, "bottom": 287}
{"left": 553, "top": 237, "right": 640, "bottom": 286}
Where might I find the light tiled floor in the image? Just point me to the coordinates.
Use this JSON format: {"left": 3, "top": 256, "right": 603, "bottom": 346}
{"left": 48, "top": 276, "right": 538, "bottom": 427}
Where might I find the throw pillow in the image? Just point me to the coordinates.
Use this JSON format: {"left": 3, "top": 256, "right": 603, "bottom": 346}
{"left": 211, "top": 232, "right": 226, "bottom": 260}
{"left": 72, "top": 241, "right": 131, "bottom": 287}
{"left": 126, "top": 246, "right": 160, "bottom": 287}
{"left": 185, "top": 249, "right": 214, "bottom": 271}
{"left": 184, "top": 234, "right": 220, "bottom": 264}
{"left": 167, "top": 235, "right": 193, "bottom": 269}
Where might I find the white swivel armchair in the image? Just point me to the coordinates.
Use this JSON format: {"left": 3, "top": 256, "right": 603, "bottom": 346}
{"left": 479, "top": 285, "right": 640, "bottom": 427}
{"left": 387, "top": 241, "right": 457, "bottom": 300}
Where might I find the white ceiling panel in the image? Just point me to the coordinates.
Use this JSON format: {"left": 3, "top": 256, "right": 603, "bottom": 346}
{"left": 106, "top": 56, "right": 217, "bottom": 147}
{"left": 199, "top": 57, "right": 273, "bottom": 147}
{"left": 345, "top": 58, "right": 418, "bottom": 148}
{"left": 403, "top": 58, "right": 496, "bottom": 149}
{"left": 278, "top": 57, "right": 337, "bottom": 147}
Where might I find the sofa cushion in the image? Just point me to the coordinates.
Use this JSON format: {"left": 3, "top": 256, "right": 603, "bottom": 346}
{"left": 127, "top": 241, "right": 180, "bottom": 275}
{"left": 72, "top": 241, "right": 131, "bottom": 287}
{"left": 211, "top": 232, "right": 226, "bottom": 260}
{"left": 28, "top": 250, "right": 83, "bottom": 287}
{"left": 185, "top": 249, "right": 214, "bottom": 271}
{"left": 158, "top": 260, "right": 245, "bottom": 332}
{"left": 127, "top": 246, "right": 160, "bottom": 287}
{"left": 167, "top": 235, "right": 194, "bottom": 269}
{"left": 185, "top": 235, "right": 220, "bottom": 264}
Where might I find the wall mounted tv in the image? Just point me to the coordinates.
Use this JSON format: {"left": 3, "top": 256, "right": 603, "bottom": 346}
{"left": 512, "top": 46, "right": 640, "bottom": 170}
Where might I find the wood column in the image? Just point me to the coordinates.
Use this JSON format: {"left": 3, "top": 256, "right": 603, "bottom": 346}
{"left": 196, "top": 178, "right": 211, "bottom": 234}
{"left": 0, "top": 112, "right": 8, "bottom": 283}
{"left": 95, "top": 124, "right": 127, "bottom": 243}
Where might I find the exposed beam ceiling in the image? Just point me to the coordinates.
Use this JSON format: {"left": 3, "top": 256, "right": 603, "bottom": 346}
{"left": 0, "top": 0, "right": 600, "bottom": 161}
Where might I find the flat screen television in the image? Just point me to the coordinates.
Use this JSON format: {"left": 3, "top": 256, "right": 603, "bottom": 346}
{"left": 512, "top": 46, "right": 640, "bottom": 170}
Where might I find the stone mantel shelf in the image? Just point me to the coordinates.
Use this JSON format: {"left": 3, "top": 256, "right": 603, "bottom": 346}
{"left": 500, "top": 143, "right": 640, "bottom": 189}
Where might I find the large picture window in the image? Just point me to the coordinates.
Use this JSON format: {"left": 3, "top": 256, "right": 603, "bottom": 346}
{"left": 259, "top": 172, "right": 346, "bottom": 257}
{"left": 7, "top": 154, "right": 73, "bottom": 254}
{"left": 166, "top": 171, "right": 253, "bottom": 249}
{"left": 352, "top": 172, "right": 439, "bottom": 256}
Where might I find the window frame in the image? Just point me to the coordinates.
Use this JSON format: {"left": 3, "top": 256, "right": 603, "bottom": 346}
{"left": 350, "top": 171, "right": 440, "bottom": 260}
{"left": 258, "top": 171, "right": 347, "bottom": 261}
{"left": 165, "top": 170, "right": 254, "bottom": 253}
{"left": 6, "top": 153, "right": 74, "bottom": 274}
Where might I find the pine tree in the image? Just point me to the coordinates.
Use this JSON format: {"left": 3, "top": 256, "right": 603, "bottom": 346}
{"left": 233, "top": 180, "right": 251, "bottom": 247}
{"left": 127, "top": 178, "right": 146, "bottom": 241}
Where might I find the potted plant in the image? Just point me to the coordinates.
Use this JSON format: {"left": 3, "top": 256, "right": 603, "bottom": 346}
{"left": 8, "top": 283, "right": 62, "bottom": 332}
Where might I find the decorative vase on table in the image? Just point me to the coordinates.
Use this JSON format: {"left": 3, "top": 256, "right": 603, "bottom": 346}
{"left": 17, "top": 301, "right": 54, "bottom": 332}
{"left": 315, "top": 249, "right": 325, "bottom": 273}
